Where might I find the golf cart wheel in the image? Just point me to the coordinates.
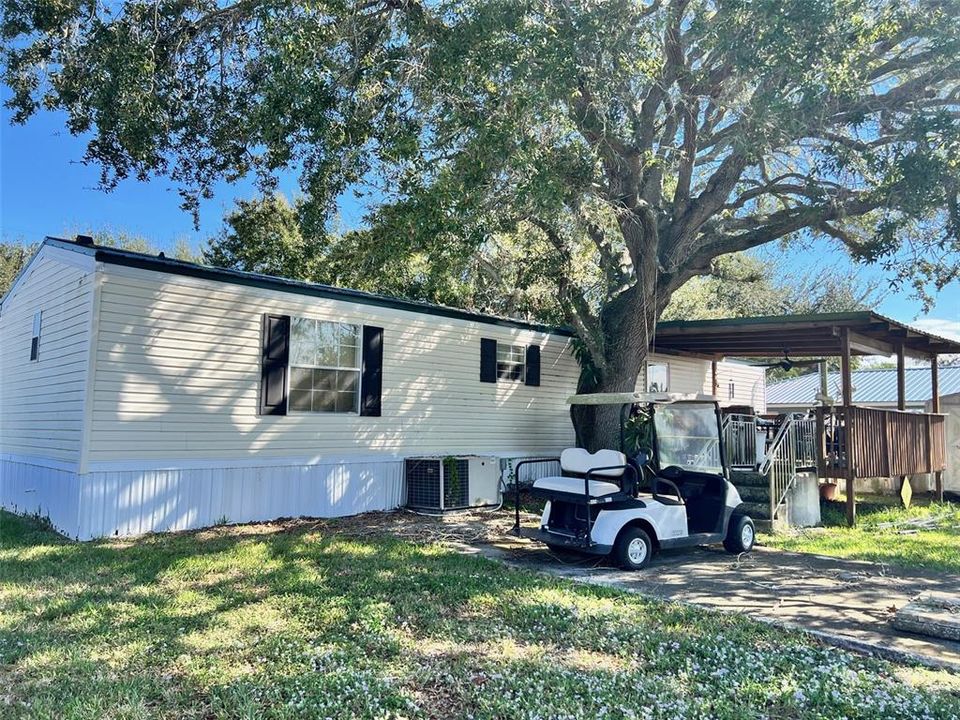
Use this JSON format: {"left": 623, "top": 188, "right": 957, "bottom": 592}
{"left": 614, "top": 526, "right": 653, "bottom": 571}
{"left": 724, "top": 514, "right": 755, "bottom": 554}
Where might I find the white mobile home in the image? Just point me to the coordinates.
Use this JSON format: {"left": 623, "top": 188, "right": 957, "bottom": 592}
{"left": 1, "top": 237, "right": 763, "bottom": 539}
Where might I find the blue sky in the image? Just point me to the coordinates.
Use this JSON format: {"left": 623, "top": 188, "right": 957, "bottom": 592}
{"left": 2, "top": 102, "right": 957, "bottom": 340}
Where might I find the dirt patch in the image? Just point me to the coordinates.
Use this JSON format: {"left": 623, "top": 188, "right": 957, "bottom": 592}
{"left": 293, "top": 507, "right": 530, "bottom": 545}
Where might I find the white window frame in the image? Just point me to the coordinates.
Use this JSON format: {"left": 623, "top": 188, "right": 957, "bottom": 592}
{"left": 646, "top": 362, "right": 669, "bottom": 392}
{"left": 496, "top": 343, "right": 526, "bottom": 382}
{"left": 288, "top": 317, "right": 362, "bottom": 414}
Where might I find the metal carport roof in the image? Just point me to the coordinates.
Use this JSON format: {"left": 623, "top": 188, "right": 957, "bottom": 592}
{"left": 653, "top": 312, "right": 960, "bottom": 359}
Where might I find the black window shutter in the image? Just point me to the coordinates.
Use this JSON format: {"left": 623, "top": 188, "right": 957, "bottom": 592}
{"left": 525, "top": 345, "right": 541, "bottom": 387}
{"left": 480, "top": 338, "right": 497, "bottom": 383}
{"left": 259, "top": 314, "right": 290, "bottom": 416}
{"left": 360, "top": 325, "right": 384, "bottom": 417}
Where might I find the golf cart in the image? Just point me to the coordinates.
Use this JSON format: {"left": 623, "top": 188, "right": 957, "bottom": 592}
{"left": 513, "top": 392, "right": 755, "bottom": 570}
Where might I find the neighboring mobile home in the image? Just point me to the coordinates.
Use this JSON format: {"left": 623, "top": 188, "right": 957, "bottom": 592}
{"left": 0, "top": 237, "right": 763, "bottom": 539}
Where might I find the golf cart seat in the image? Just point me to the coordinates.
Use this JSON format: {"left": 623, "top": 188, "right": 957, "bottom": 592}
{"left": 531, "top": 448, "right": 629, "bottom": 499}
{"left": 532, "top": 477, "right": 623, "bottom": 497}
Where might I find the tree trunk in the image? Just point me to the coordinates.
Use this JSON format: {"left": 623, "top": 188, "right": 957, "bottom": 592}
{"left": 571, "top": 283, "right": 659, "bottom": 452}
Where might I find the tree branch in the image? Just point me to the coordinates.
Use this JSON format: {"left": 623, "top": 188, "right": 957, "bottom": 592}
{"left": 690, "top": 194, "right": 885, "bottom": 275}
{"left": 528, "top": 217, "right": 608, "bottom": 367}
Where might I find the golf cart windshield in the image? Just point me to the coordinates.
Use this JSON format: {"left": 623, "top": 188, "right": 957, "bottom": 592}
{"left": 654, "top": 402, "right": 723, "bottom": 474}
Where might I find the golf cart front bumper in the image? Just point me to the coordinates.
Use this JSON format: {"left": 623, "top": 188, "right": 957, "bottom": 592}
{"left": 521, "top": 526, "right": 612, "bottom": 556}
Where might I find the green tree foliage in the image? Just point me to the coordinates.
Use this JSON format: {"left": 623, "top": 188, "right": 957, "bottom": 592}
{"left": 210, "top": 194, "right": 879, "bottom": 326}
{"left": 663, "top": 253, "right": 883, "bottom": 381}
{"left": 5, "top": 0, "right": 959, "bottom": 446}
{"left": 205, "top": 195, "right": 568, "bottom": 320}
{"left": 203, "top": 196, "right": 320, "bottom": 279}
{"left": 1, "top": 233, "right": 196, "bottom": 296}
{"left": 662, "top": 254, "right": 881, "bottom": 321}
{"left": 90, "top": 230, "right": 198, "bottom": 262}
{"left": 0, "top": 241, "right": 37, "bottom": 296}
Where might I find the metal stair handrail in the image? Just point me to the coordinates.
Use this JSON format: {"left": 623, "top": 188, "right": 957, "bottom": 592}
{"left": 759, "top": 415, "right": 818, "bottom": 523}
{"left": 722, "top": 413, "right": 759, "bottom": 469}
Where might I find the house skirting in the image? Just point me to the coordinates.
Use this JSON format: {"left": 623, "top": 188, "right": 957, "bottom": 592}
{"left": 2, "top": 454, "right": 407, "bottom": 540}
{"left": 1, "top": 453, "right": 560, "bottom": 540}
{"left": 0, "top": 455, "right": 83, "bottom": 538}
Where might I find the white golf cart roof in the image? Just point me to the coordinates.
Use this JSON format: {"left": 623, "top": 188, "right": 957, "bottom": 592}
{"left": 566, "top": 392, "right": 718, "bottom": 405}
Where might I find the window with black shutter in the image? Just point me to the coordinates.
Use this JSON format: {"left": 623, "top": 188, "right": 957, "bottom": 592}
{"left": 480, "top": 338, "right": 497, "bottom": 383}
{"left": 360, "top": 325, "right": 384, "bottom": 417}
{"left": 481, "top": 338, "right": 542, "bottom": 386}
{"left": 525, "top": 345, "right": 541, "bottom": 386}
{"left": 288, "top": 317, "right": 361, "bottom": 413}
{"left": 259, "top": 314, "right": 290, "bottom": 415}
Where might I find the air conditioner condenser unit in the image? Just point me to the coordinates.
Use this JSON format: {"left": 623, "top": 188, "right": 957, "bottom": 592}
{"left": 404, "top": 455, "right": 501, "bottom": 511}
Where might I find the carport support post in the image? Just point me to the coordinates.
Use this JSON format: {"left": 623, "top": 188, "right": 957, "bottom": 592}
{"left": 896, "top": 345, "right": 906, "bottom": 411}
{"left": 897, "top": 344, "right": 907, "bottom": 506}
{"left": 841, "top": 328, "right": 856, "bottom": 527}
{"left": 932, "top": 357, "right": 943, "bottom": 502}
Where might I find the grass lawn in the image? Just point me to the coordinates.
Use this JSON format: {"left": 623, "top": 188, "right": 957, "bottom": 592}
{"left": 762, "top": 498, "right": 960, "bottom": 574}
{"left": 2, "top": 510, "right": 959, "bottom": 720}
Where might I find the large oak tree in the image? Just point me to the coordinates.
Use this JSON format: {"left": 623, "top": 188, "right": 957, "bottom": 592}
{"left": 5, "top": 0, "right": 959, "bottom": 447}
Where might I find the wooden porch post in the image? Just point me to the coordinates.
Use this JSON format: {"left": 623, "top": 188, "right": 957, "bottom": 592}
{"left": 896, "top": 343, "right": 907, "bottom": 505}
{"left": 819, "top": 360, "right": 829, "bottom": 405}
{"left": 932, "top": 358, "right": 941, "bottom": 413}
{"left": 932, "top": 356, "right": 943, "bottom": 502}
{"left": 711, "top": 360, "right": 719, "bottom": 398}
{"left": 841, "top": 328, "right": 855, "bottom": 526}
{"left": 896, "top": 344, "right": 906, "bottom": 411}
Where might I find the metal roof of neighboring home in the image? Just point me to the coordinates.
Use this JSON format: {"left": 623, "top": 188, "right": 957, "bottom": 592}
{"left": 767, "top": 366, "right": 960, "bottom": 407}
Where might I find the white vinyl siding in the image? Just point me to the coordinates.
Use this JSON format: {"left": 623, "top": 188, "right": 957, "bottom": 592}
{"left": 712, "top": 361, "right": 767, "bottom": 413}
{"left": 642, "top": 354, "right": 710, "bottom": 396}
{"left": 86, "top": 264, "right": 579, "bottom": 465}
{"left": 640, "top": 354, "right": 766, "bottom": 413}
{"left": 0, "top": 249, "right": 94, "bottom": 465}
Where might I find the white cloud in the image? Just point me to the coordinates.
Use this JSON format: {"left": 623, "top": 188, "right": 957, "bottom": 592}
{"left": 909, "top": 317, "right": 960, "bottom": 343}
{"left": 858, "top": 317, "right": 960, "bottom": 367}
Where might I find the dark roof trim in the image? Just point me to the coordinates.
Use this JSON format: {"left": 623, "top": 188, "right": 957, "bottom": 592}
{"left": 44, "top": 237, "right": 574, "bottom": 337}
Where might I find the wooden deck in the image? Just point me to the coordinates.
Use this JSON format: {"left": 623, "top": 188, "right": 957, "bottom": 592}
{"left": 816, "top": 405, "right": 947, "bottom": 480}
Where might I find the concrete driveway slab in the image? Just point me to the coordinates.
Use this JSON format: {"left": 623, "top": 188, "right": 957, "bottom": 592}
{"left": 478, "top": 538, "right": 960, "bottom": 670}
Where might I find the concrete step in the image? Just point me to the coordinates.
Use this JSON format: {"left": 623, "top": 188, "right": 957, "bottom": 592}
{"left": 739, "top": 501, "right": 772, "bottom": 520}
{"left": 753, "top": 516, "right": 789, "bottom": 534}
{"left": 753, "top": 518, "right": 774, "bottom": 533}
{"left": 736, "top": 484, "right": 771, "bottom": 503}
{"left": 729, "top": 470, "right": 768, "bottom": 487}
